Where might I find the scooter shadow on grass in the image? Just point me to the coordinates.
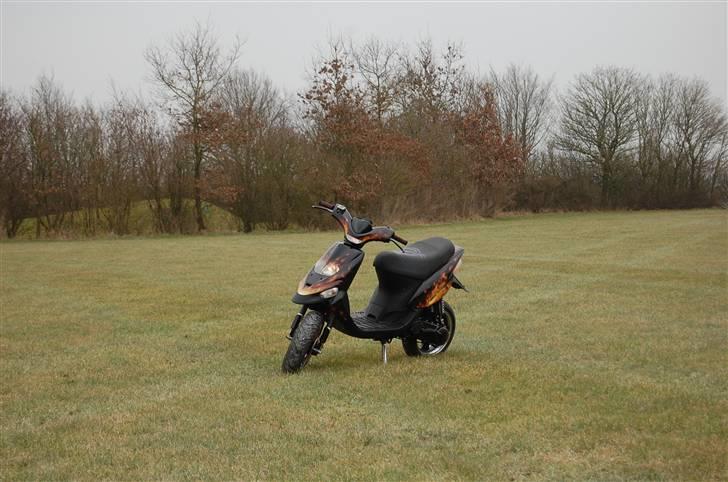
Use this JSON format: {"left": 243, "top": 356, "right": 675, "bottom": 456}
{"left": 284, "top": 345, "right": 469, "bottom": 374}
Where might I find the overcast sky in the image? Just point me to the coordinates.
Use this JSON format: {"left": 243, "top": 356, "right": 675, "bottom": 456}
{"left": 2, "top": 2, "right": 727, "bottom": 105}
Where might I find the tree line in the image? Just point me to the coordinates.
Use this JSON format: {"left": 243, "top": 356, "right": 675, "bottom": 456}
{"left": 1, "top": 23, "right": 726, "bottom": 238}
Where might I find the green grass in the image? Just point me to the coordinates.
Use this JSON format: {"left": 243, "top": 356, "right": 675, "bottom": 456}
{"left": 1, "top": 209, "right": 727, "bottom": 480}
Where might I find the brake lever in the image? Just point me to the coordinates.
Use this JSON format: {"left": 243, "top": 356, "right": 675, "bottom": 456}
{"left": 390, "top": 238, "right": 405, "bottom": 252}
{"left": 312, "top": 205, "right": 333, "bottom": 213}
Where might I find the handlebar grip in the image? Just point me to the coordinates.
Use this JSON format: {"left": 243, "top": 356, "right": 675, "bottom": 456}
{"left": 318, "top": 200, "right": 335, "bottom": 209}
{"left": 392, "top": 233, "right": 408, "bottom": 245}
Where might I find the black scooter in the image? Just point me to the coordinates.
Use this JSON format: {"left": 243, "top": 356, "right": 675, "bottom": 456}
{"left": 282, "top": 201, "right": 466, "bottom": 373}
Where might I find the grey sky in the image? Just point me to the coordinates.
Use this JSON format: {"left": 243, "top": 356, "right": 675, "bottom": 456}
{"left": 2, "top": 2, "right": 727, "bottom": 105}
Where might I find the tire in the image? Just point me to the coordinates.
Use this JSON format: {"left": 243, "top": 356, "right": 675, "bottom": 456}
{"left": 402, "top": 301, "right": 456, "bottom": 357}
{"left": 282, "top": 310, "right": 325, "bottom": 373}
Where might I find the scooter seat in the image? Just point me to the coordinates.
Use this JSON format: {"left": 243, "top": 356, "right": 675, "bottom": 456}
{"left": 374, "top": 237, "right": 454, "bottom": 280}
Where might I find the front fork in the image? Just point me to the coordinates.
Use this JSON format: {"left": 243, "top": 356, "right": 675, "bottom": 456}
{"left": 312, "top": 316, "right": 336, "bottom": 355}
{"left": 287, "top": 306, "right": 307, "bottom": 340}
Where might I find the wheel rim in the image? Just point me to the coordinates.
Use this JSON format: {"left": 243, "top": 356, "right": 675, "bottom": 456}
{"left": 417, "top": 310, "right": 453, "bottom": 355}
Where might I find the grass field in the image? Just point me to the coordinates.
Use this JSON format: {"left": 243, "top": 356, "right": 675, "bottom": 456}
{"left": 1, "top": 209, "right": 727, "bottom": 480}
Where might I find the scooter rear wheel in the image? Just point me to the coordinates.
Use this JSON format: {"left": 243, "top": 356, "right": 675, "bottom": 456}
{"left": 402, "top": 301, "right": 456, "bottom": 357}
{"left": 282, "top": 310, "right": 325, "bottom": 373}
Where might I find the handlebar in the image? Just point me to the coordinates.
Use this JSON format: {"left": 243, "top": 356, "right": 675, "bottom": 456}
{"left": 314, "top": 200, "right": 408, "bottom": 246}
{"left": 318, "top": 200, "right": 335, "bottom": 210}
{"left": 392, "top": 233, "right": 408, "bottom": 246}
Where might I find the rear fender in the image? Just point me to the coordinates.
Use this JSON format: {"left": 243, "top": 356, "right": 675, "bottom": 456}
{"left": 408, "top": 247, "right": 464, "bottom": 308}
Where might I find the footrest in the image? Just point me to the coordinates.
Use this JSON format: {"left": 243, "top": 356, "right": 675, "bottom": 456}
{"left": 351, "top": 311, "right": 388, "bottom": 332}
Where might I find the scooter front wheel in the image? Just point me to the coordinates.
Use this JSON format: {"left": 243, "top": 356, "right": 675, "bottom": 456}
{"left": 402, "top": 301, "right": 456, "bottom": 357}
{"left": 282, "top": 310, "right": 325, "bottom": 373}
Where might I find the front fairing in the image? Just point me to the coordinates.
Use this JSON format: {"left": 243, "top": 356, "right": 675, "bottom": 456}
{"left": 293, "top": 242, "right": 364, "bottom": 302}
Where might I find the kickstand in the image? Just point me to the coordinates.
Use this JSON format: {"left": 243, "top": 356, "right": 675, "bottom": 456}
{"left": 381, "top": 341, "right": 389, "bottom": 364}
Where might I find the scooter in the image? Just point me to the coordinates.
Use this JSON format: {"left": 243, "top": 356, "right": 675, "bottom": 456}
{"left": 282, "top": 201, "right": 466, "bottom": 373}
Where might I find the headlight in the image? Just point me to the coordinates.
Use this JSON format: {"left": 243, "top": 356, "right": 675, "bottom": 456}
{"left": 317, "top": 263, "right": 340, "bottom": 277}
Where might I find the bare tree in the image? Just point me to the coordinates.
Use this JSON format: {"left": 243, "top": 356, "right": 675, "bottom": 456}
{"left": 351, "top": 37, "right": 400, "bottom": 124}
{"left": 145, "top": 21, "right": 241, "bottom": 231}
{"left": 122, "top": 97, "right": 172, "bottom": 233}
{"left": 634, "top": 74, "right": 677, "bottom": 204}
{"left": 555, "top": 66, "right": 641, "bottom": 206}
{"left": 672, "top": 78, "right": 728, "bottom": 204}
{"left": 207, "top": 69, "right": 288, "bottom": 231}
{"left": 490, "top": 64, "right": 553, "bottom": 164}
{"left": 397, "top": 40, "right": 468, "bottom": 124}
{"left": 99, "top": 98, "right": 143, "bottom": 235}
{"left": 709, "top": 128, "right": 728, "bottom": 202}
{"left": 0, "top": 91, "right": 30, "bottom": 238}
{"left": 21, "top": 76, "right": 81, "bottom": 236}
{"left": 74, "top": 102, "right": 104, "bottom": 235}
{"left": 218, "top": 69, "right": 287, "bottom": 131}
{"left": 456, "top": 82, "right": 525, "bottom": 217}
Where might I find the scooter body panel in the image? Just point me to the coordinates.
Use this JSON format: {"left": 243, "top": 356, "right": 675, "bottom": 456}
{"left": 409, "top": 247, "right": 465, "bottom": 308}
{"left": 293, "top": 242, "right": 364, "bottom": 303}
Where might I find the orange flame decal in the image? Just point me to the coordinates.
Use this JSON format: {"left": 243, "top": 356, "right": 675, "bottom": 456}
{"left": 414, "top": 247, "right": 463, "bottom": 308}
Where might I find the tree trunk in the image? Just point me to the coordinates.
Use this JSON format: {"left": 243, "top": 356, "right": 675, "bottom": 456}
{"left": 193, "top": 142, "right": 206, "bottom": 232}
{"left": 194, "top": 181, "right": 204, "bottom": 232}
{"left": 600, "top": 161, "right": 611, "bottom": 208}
